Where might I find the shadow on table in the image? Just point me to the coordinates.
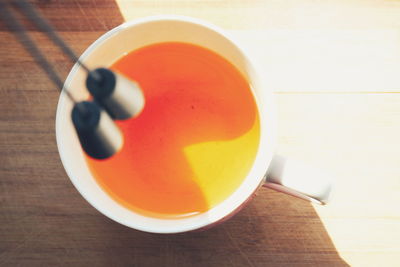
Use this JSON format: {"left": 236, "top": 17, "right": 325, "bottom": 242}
{"left": 0, "top": 185, "right": 350, "bottom": 266}
{"left": 10, "top": 188, "right": 348, "bottom": 266}
{"left": 92, "top": 189, "right": 350, "bottom": 267}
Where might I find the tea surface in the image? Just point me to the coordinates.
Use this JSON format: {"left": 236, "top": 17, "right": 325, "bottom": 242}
{"left": 86, "top": 42, "right": 260, "bottom": 218}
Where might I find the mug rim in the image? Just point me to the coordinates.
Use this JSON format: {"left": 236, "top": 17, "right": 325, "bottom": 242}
{"left": 56, "top": 15, "right": 277, "bottom": 233}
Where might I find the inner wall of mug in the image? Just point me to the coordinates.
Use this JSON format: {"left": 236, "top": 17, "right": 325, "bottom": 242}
{"left": 56, "top": 16, "right": 274, "bottom": 233}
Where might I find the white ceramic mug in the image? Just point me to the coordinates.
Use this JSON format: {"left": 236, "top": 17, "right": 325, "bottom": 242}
{"left": 56, "top": 15, "right": 332, "bottom": 233}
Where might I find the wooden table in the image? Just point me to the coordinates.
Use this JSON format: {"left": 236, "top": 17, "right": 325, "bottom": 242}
{"left": 1, "top": 1, "right": 399, "bottom": 266}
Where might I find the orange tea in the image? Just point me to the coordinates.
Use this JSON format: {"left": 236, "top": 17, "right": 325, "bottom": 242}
{"left": 85, "top": 42, "right": 260, "bottom": 218}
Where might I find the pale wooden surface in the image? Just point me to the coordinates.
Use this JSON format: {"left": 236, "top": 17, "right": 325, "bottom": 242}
{"left": 1, "top": 0, "right": 399, "bottom": 266}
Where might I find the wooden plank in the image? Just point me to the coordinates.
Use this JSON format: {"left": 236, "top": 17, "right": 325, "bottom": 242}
{"left": 1, "top": 27, "right": 400, "bottom": 93}
{"left": 1, "top": 28, "right": 399, "bottom": 94}
{"left": 2, "top": 0, "right": 400, "bottom": 93}
{"left": 0, "top": 0, "right": 125, "bottom": 31}
{"left": 234, "top": 29, "right": 400, "bottom": 93}
{"left": 114, "top": 0, "right": 400, "bottom": 92}
{"left": 115, "top": 0, "right": 400, "bottom": 30}
{"left": 275, "top": 93, "right": 400, "bottom": 266}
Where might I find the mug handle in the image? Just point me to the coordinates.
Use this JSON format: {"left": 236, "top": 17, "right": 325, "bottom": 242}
{"left": 263, "top": 155, "right": 333, "bottom": 205}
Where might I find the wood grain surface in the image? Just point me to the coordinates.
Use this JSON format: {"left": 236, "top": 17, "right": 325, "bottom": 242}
{"left": 1, "top": 0, "right": 399, "bottom": 266}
